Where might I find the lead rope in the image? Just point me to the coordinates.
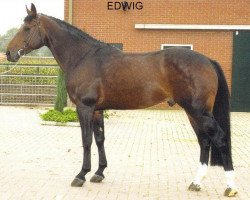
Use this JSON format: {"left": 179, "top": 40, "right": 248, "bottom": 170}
{"left": 0, "top": 21, "right": 36, "bottom": 75}
{"left": 0, "top": 60, "right": 20, "bottom": 75}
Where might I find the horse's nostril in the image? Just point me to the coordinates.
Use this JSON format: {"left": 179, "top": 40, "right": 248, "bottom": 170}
{"left": 6, "top": 50, "right": 10, "bottom": 56}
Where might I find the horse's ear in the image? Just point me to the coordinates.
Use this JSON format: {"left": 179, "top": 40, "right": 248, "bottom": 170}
{"left": 26, "top": 3, "right": 37, "bottom": 17}
{"left": 26, "top": 5, "right": 32, "bottom": 15}
{"left": 30, "top": 3, "right": 37, "bottom": 17}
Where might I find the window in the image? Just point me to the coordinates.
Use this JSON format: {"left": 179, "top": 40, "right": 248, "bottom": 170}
{"left": 161, "top": 44, "right": 193, "bottom": 50}
{"left": 109, "top": 43, "right": 123, "bottom": 50}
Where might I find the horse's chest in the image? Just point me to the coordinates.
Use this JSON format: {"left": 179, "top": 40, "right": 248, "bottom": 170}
{"left": 66, "top": 76, "right": 102, "bottom": 106}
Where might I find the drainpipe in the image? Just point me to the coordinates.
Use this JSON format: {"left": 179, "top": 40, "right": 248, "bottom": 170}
{"left": 65, "top": 0, "right": 73, "bottom": 107}
{"left": 68, "top": 0, "right": 73, "bottom": 24}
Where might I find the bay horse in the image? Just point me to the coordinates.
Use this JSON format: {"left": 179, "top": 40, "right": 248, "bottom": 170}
{"left": 6, "top": 4, "right": 237, "bottom": 197}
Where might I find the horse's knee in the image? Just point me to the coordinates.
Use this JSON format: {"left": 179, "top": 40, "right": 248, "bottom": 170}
{"left": 83, "top": 139, "right": 93, "bottom": 150}
{"left": 93, "top": 117, "right": 105, "bottom": 148}
{"left": 93, "top": 125, "right": 105, "bottom": 145}
{"left": 93, "top": 124, "right": 104, "bottom": 135}
{"left": 83, "top": 145, "right": 91, "bottom": 152}
{"left": 95, "top": 138, "right": 105, "bottom": 149}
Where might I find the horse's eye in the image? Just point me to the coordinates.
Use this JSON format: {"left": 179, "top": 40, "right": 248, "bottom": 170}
{"left": 24, "top": 27, "right": 30, "bottom": 32}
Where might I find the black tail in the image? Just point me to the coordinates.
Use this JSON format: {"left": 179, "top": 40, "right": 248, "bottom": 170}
{"left": 210, "top": 60, "right": 231, "bottom": 166}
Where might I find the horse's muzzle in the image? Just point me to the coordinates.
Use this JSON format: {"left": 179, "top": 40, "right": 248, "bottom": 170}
{"left": 6, "top": 49, "right": 21, "bottom": 62}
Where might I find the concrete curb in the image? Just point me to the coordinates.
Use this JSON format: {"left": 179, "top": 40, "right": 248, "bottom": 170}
{"left": 41, "top": 121, "right": 80, "bottom": 127}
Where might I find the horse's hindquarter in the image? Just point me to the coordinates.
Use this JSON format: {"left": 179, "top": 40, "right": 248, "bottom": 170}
{"left": 163, "top": 48, "right": 218, "bottom": 110}
{"left": 100, "top": 52, "right": 172, "bottom": 109}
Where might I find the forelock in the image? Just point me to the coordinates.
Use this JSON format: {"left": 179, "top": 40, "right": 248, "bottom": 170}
{"left": 24, "top": 15, "right": 35, "bottom": 23}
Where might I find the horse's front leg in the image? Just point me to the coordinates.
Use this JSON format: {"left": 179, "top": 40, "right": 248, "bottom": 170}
{"left": 90, "top": 110, "right": 107, "bottom": 183}
{"left": 71, "top": 104, "right": 95, "bottom": 187}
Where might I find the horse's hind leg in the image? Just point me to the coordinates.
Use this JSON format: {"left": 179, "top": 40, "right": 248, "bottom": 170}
{"left": 187, "top": 114, "right": 210, "bottom": 191}
{"left": 90, "top": 110, "right": 107, "bottom": 183}
{"left": 187, "top": 109, "right": 237, "bottom": 196}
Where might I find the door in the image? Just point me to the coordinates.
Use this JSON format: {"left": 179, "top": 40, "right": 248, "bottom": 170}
{"left": 231, "top": 31, "right": 250, "bottom": 112}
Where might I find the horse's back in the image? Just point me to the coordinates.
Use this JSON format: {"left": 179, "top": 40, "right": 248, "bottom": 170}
{"left": 99, "top": 51, "right": 170, "bottom": 109}
{"left": 70, "top": 46, "right": 219, "bottom": 110}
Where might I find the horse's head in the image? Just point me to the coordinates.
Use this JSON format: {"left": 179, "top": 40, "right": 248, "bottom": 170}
{"left": 6, "top": 4, "right": 45, "bottom": 62}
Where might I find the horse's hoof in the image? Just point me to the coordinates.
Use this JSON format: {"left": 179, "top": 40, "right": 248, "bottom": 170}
{"left": 90, "top": 174, "right": 104, "bottom": 183}
{"left": 224, "top": 188, "right": 238, "bottom": 197}
{"left": 188, "top": 182, "right": 201, "bottom": 191}
{"left": 71, "top": 177, "right": 85, "bottom": 187}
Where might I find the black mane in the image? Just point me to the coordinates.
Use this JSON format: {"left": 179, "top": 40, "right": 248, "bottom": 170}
{"left": 24, "top": 13, "right": 117, "bottom": 50}
{"left": 47, "top": 15, "right": 108, "bottom": 47}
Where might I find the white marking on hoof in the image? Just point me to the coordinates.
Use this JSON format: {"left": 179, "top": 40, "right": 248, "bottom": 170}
{"left": 193, "top": 163, "right": 208, "bottom": 185}
{"left": 225, "top": 170, "right": 236, "bottom": 189}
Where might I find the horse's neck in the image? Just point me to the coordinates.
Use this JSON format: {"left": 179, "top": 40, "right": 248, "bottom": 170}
{"left": 42, "top": 17, "right": 99, "bottom": 72}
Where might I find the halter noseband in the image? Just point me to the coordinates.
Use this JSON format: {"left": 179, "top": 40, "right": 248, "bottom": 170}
{"left": 18, "top": 16, "right": 44, "bottom": 57}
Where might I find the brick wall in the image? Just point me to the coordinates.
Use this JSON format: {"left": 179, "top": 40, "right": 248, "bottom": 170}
{"left": 64, "top": 0, "right": 250, "bottom": 109}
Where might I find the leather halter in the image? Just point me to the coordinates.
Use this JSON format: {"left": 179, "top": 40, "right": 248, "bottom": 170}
{"left": 18, "top": 16, "right": 44, "bottom": 57}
